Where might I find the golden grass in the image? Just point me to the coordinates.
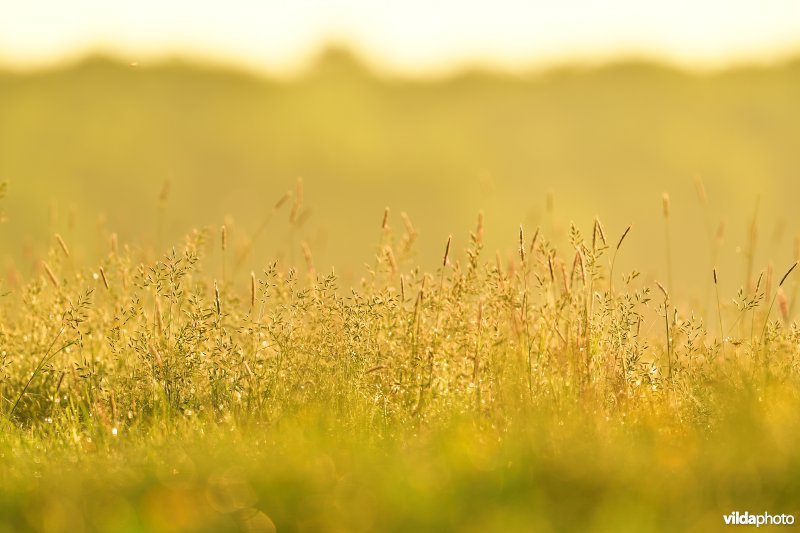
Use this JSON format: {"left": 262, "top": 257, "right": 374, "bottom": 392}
{"left": 0, "top": 202, "right": 799, "bottom": 531}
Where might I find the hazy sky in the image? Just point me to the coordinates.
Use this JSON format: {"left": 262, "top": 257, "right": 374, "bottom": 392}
{"left": 2, "top": 0, "right": 800, "bottom": 74}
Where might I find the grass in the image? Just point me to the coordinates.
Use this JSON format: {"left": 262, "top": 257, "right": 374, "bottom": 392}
{"left": 1, "top": 198, "right": 800, "bottom": 532}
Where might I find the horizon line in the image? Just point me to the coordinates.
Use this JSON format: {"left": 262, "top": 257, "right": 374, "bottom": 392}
{"left": 2, "top": 42, "right": 800, "bottom": 80}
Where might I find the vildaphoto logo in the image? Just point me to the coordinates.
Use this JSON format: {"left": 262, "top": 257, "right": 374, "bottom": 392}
{"left": 723, "top": 512, "right": 795, "bottom": 527}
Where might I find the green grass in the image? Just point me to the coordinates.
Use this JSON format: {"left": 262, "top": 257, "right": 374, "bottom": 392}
{"left": 1, "top": 205, "right": 800, "bottom": 532}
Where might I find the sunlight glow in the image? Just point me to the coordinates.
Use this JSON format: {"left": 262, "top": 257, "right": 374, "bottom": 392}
{"left": 1, "top": 0, "right": 800, "bottom": 74}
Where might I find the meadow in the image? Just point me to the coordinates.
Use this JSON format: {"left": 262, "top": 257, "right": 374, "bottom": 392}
{"left": 2, "top": 49, "right": 800, "bottom": 532}
{"left": 1, "top": 180, "right": 800, "bottom": 530}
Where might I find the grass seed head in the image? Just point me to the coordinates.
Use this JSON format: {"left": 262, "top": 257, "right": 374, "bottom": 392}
{"left": 42, "top": 261, "right": 59, "bottom": 289}
{"left": 274, "top": 191, "right": 291, "bottom": 210}
{"left": 290, "top": 177, "right": 304, "bottom": 224}
{"left": 250, "top": 271, "right": 256, "bottom": 311}
{"left": 214, "top": 281, "right": 221, "bottom": 316}
{"left": 55, "top": 233, "right": 70, "bottom": 258}
{"left": 385, "top": 246, "right": 397, "bottom": 273}
{"left": 716, "top": 221, "right": 726, "bottom": 242}
{"left": 573, "top": 248, "right": 586, "bottom": 286}
{"left": 148, "top": 340, "right": 163, "bottom": 368}
{"left": 528, "top": 226, "right": 540, "bottom": 256}
{"left": 302, "top": 242, "right": 313, "bottom": 272}
{"left": 382, "top": 207, "right": 390, "bottom": 231}
{"left": 560, "top": 261, "right": 570, "bottom": 295}
{"left": 593, "top": 217, "right": 607, "bottom": 249}
{"left": 779, "top": 261, "right": 798, "bottom": 287}
{"left": 99, "top": 266, "right": 110, "bottom": 290}
{"left": 159, "top": 180, "right": 170, "bottom": 205}
{"left": 694, "top": 176, "right": 708, "bottom": 205}
{"left": 778, "top": 288, "right": 789, "bottom": 322}
{"left": 755, "top": 270, "right": 764, "bottom": 295}
{"left": 656, "top": 281, "right": 669, "bottom": 300}
{"left": 401, "top": 211, "right": 416, "bottom": 238}
{"left": 616, "top": 225, "right": 632, "bottom": 251}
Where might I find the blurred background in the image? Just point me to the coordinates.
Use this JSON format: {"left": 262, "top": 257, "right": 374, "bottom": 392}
{"left": 2, "top": 1, "right": 800, "bottom": 305}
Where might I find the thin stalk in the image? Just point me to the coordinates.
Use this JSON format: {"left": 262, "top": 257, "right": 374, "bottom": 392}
{"left": 519, "top": 225, "right": 532, "bottom": 398}
{"left": 759, "top": 262, "right": 798, "bottom": 346}
{"left": 743, "top": 197, "right": 760, "bottom": 338}
{"left": 713, "top": 268, "right": 726, "bottom": 356}
{"left": 233, "top": 191, "right": 291, "bottom": 273}
{"left": 656, "top": 281, "right": 671, "bottom": 379}
{"left": 473, "top": 301, "right": 483, "bottom": 412}
{"left": 7, "top": 326, "right": 70, "bottom": 420}
{"left": 609, "top": 225, "right": 632, "bottom": 296}
{"left": 662, "top": 193, "right": 673, "bottom": 294}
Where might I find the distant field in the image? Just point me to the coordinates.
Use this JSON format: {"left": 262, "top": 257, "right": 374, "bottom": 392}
{"left": 2, "top": 49, "right": 800, "bottom": 301}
